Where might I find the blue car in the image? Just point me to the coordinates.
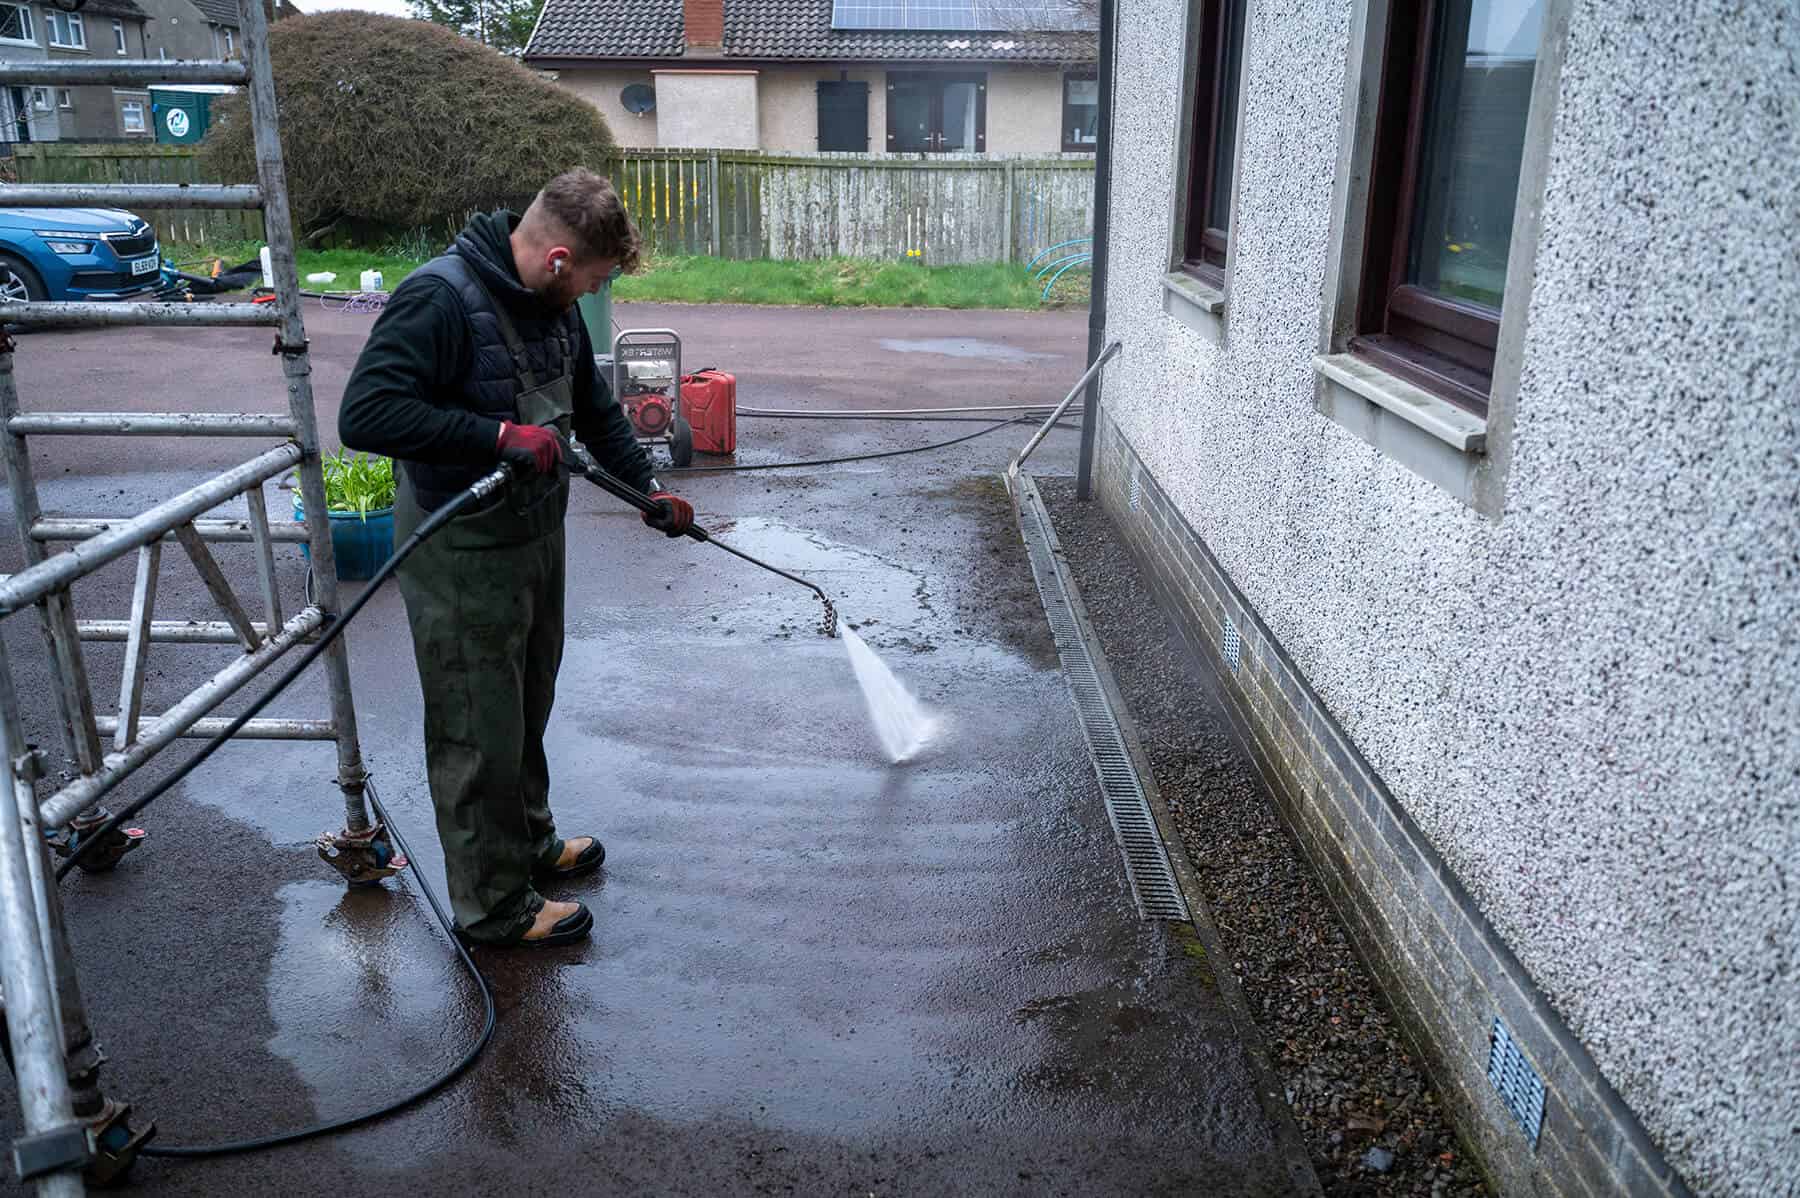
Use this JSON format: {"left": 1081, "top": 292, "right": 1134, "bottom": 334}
{"left": 0, "top": 207, "right": 162, "bottom": 303}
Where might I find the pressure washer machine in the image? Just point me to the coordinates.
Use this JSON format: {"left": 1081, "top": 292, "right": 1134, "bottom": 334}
{"left": 611, "top": 328, "right": 694, "bottom": 468}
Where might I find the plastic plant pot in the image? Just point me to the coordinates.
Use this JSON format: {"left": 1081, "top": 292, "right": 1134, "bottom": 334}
{"left": 293, "top": 493, "right": 396, "bottom": 582}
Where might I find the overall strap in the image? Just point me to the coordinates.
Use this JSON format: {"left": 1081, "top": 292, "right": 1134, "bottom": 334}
{"left": 467, "top": 273, "right": 573, "bottom": 393}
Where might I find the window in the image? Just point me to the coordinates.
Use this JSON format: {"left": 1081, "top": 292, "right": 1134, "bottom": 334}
{"left": 56, "top": 89, "right": 72, "bottom": 110}
{"left": 46, "top": 9, "right": 84, "bottom": 49}
{"left": 1062, "top": 73, "right": 1097, "bottom": 151}
{"left": 30, "top": 87, "right": 49, "bottom": 110}
{"left": 1353, "top": 0, "right": 1545, "bottom": 415}
{"left": 1180, "top": 0, "right": 1246, "bottom": 286}
{"left": 217, "top": 26, "right": 235, "bottom": 58}
{"left": 0, "top": 3, "right": 33, "bottom": 44}
{"left": 112, "top": 18, "right": 125, "bottom": 53}
{"left": 886, "top": 73, "right": 986, "bottom": 153}
{"left": 120, "top": 99, "right": 145, "bottom": 133}
{"left": 816, "top": 79, "right": 869, "bottom": 152}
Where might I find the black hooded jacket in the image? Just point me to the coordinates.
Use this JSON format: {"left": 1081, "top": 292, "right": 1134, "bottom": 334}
{"left": 337, "top": 210, "right": 654, "bottom": 503}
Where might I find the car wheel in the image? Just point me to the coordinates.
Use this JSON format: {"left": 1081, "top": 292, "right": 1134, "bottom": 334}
{"left": 0, "top": 254, "right": 46, "bottom": 304}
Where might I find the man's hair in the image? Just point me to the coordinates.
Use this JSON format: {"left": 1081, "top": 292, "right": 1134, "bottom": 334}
{"left": 524, "top": 168, "right": 642, "bottom": 273}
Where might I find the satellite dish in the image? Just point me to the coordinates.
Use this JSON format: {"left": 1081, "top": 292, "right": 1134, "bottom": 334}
{"left": 621, "top": 84, "right": 656, "bottom": 115}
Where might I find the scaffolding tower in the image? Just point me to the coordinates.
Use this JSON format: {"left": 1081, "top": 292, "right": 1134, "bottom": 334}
{"left": 0, "top": 1, "right": 394, "bottom": 1190}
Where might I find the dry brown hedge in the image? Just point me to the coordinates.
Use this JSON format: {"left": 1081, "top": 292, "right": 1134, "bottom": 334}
{"left": 201, "top": 12, "right": 616, "bottom": 239}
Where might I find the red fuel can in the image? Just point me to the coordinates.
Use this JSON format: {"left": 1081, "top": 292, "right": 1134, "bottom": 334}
{"left": 680, "top": 369, "right": 737, "bottom": 455}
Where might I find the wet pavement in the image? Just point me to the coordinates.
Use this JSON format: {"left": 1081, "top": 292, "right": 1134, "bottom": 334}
{"left": 0, "top": 303, "right": 1310, "bottom": 1194}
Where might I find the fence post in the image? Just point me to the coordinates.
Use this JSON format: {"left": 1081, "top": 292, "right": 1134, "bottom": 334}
{"left": 708, "top": 150, "right": 721, "bottom": 258}
{"left": 1002, "top": 159, "right": 1016, "bottom": 263}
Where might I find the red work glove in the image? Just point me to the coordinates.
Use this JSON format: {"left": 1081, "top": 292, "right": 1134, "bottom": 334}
{"left": 496, "top": 421, "right": 562, "bottom": 475}
{"left": 643, "top": 491, "right": 694, "bottom": 538}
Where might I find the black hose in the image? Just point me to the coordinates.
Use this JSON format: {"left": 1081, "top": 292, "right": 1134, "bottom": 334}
{"left": 50, "top": 466, "right": 516, "bottom": 1159}
{"left": 738, "top": 410, "right": 1060, "bottom": 425}
{"left": 39, "top": 402, "right": 1058, "bottom": 1155}
{"left": 663, "top": 411, "right": 1042, "bottom": 474}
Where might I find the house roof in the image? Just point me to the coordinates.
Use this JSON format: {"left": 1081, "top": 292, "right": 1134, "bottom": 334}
{"left": 187, "top": 0, "right": 241, "bottom": 28}
{"left": 526, "top": 0, "right": 1095, "bottom": 64}
{"left": 79, "top": 0, "right": 151, "bottom": 20}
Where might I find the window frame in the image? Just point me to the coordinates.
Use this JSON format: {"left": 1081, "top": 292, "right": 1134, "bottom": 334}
{"left": 222, "top": 26, "right": 234, "bottom": 57}
{"left": 1350, "top": 0, "right": 1534, "bottom": 417}
{"left": 119, "top": 98, "right": 146, "bottom": 133}
{"left": 30, "top": 87, "right": 49, "bottom": 111}
{"left": 1061, "top": 71, "right": 1097, "bottom": 153}
{"left": 0, "top": 2, "right": 34, "bottom": 46}
{"left": 56, "top": 88, "right": 71, "bottom": 110}
{"left": 884, "top": 71, "right": 987, "bottom": 154}
{"left": 46, "top": 9, "right": 84, "bottom": 49}
{"left": 1179, "top": 0, "right": 1246, "bottom": 287}
{"left": 112, "top": 18, "right": 125, "bottom": 54}
{"left": 815, "top": 78, "right": 870, "bottom": 152}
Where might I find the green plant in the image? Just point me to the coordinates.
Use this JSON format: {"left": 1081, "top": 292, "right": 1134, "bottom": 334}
{"left": 319, "top": 449, "right": 396, "bottom": 520}
{"left": 378, "top": 227, "right": 440, "bottom": 262}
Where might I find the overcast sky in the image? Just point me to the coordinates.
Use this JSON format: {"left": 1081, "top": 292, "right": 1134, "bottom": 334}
{"left": 297, "top": 0, "right": 416, "bottom": 17}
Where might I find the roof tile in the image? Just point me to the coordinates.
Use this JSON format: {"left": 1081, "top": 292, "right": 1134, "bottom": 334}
{"left": 527, "top": 0, "right": 1094, "bottom": 64}
{"left": 188, "top": 0, "right": 241, "bottom": 27}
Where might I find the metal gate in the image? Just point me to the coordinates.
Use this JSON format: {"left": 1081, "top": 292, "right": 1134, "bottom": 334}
{"left": 0, "top": 3, "right": 391, "bottom": 1190}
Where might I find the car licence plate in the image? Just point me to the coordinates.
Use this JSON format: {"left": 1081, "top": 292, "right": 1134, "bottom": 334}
{"left": 129, "top": 255, "right": 158, "bottom": 277}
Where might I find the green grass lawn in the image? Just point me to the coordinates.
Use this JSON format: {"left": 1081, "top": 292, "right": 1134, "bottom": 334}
{"left": 166, "top": 242, "right": 1091, "bottom": 311}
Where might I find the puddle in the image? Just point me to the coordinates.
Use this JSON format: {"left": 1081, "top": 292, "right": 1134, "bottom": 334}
{"left": 878, "top": 338, "right": 1059, "bottom": 364}
{"left": 264, "top": 879, "right": 473, "bottom": 1162}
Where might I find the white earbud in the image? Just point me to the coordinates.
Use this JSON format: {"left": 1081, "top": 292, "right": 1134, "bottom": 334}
{"left": 551, "top": 257, "right": 565, "bottom": 275}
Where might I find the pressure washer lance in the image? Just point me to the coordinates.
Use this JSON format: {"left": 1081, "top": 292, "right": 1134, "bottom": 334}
{"left": 565, "top": 438, "right": 839, "bottom": 639}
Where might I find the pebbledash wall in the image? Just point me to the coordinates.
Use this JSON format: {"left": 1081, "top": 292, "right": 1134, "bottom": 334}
{"left": 1090, "top": 0, "right": 1798, "bottom": 1196}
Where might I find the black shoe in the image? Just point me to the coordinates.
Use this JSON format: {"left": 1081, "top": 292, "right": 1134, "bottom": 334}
{"left": 533, "top": 836, "right": 605, "bottom": 881}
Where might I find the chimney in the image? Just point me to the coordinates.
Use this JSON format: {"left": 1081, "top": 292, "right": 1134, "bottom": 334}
{"left": 684, "top": 0, "right": 723, "bottom": 51}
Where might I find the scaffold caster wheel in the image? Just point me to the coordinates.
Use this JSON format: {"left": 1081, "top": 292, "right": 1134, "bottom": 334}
{"left": 85, "top": 1098, "right": 154, "bottom": 1188}
{"left": 50, "top": 812, "right": 147, "bottom": 874}
{"left": 316, "top": 821, "right": 406, "bottom": 886}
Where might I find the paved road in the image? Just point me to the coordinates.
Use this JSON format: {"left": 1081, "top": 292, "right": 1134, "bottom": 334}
{"left": 0, "top": 302, "right": 1310, "bottom": 1195}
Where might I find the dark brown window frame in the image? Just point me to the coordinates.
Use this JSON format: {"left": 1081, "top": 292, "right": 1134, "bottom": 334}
{"left": 1351, "top": 0, "right": 1512, "bottom": 417}
{"left": 1061, "top": 70, "right": 1097, "bottom": 153}
{"left": 1180, "top": 0, "right": 1244, "bottom": 287}
{"left": 884, "top": 71, "right": 987, "bottom": 154}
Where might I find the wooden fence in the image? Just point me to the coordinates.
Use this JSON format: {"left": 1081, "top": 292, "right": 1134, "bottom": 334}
{"left": 2, "top": 143, "right": 1094, "bottom": 265}
{"left": 4, "top": 143, "right": 264, "bottom": 248}
{"left": 607, "top": 149, "right": 1095, "bottom": 265}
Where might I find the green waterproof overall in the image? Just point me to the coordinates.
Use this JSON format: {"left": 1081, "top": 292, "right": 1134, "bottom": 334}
{"left": 393, "top": 298, "right": 577, "bottom": 942}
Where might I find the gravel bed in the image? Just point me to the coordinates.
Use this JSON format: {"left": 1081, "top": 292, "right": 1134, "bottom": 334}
{"left": 1039, "top": 477, "right": 1491, "bottom": 1198}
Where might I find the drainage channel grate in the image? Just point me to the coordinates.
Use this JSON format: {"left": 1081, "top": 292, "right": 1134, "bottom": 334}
{"left": 1014, "top": 477, "right": 1190, "bottom": 922}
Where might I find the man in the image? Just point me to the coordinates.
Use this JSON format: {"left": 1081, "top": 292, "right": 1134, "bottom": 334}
{"left": 339, "top": 169, "right": 694, "bottom": 947}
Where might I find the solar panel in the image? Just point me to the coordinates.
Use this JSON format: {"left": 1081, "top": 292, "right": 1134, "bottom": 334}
{"left": 831, "top": 0, "right": 1091, "bottom": 32}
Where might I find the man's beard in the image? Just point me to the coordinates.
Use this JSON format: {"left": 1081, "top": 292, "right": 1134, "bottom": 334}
{"left": 536, "top": 275, "right": 583, "bottom": 312}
